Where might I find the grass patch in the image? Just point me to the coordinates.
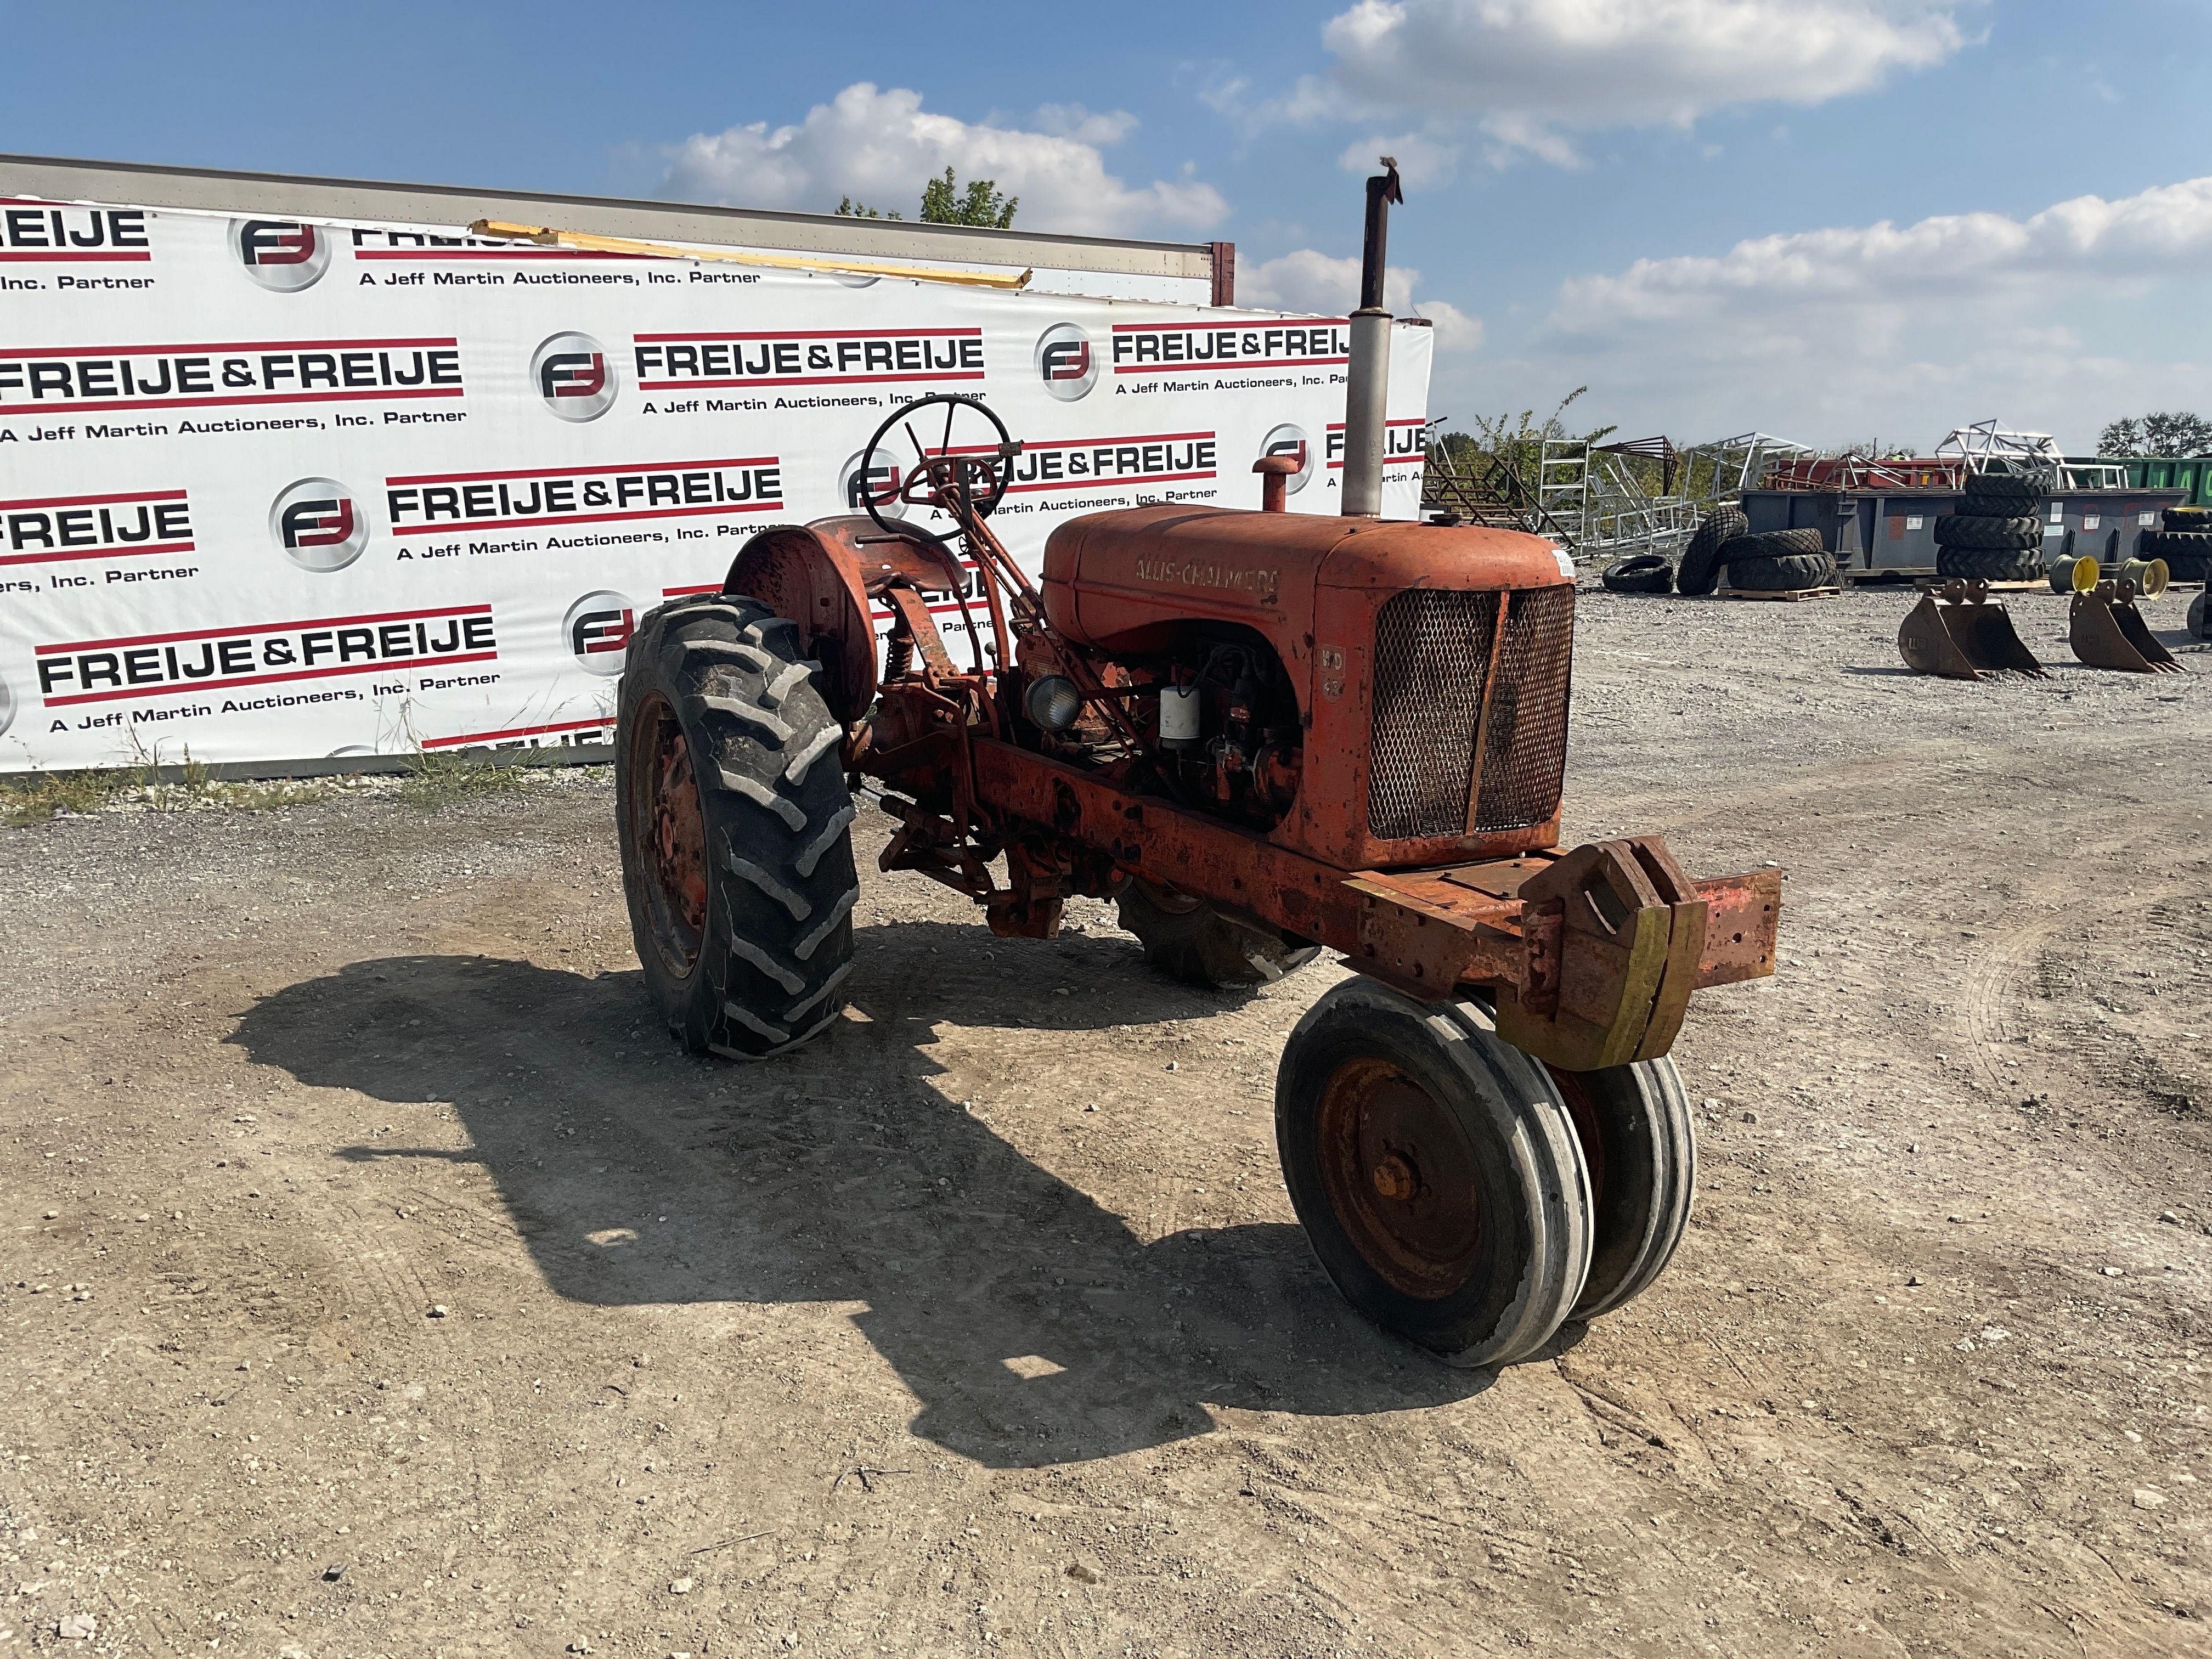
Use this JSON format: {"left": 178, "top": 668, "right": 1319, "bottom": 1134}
{"left": 398, "top": 748, "right": 535, "bottom": 807}
{"left": 1, "top": 768, "right": 135, "bottom": 826}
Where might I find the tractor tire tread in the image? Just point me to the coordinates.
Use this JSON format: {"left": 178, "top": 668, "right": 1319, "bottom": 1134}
{"left": 617, "top": 594, "right": 860, "bottom": 1060}
{"left": 1936, "top": 546, "right": 2044, "bottom": 581}
{"left": 1722, "top": 551, "right": 1838, "bottom": 592}
{"left": 1675, "top": 505, "right": 1747, "bottom": 596}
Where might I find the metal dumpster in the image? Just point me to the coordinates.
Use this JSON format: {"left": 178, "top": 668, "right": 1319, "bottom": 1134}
{"left": 1743, "top": 484, "right": 2185, "bottom": 579}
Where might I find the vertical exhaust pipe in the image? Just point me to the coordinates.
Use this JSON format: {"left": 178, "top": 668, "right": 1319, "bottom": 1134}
{"left": 1341, "top": 157, "right": 1403, "bottom": 518}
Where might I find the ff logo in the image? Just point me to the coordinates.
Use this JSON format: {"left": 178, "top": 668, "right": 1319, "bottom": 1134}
{"left": 565, "top": 590, "right": 636, "bottom": 675}
{"left": 838, "top": 451, "right": 907, "bottom": 520}
{"left": 269, "top": 478, "right": 369, "bottom": 573}
{"left": 532, "top": 331, "right": 618, "bottom": 422}
{"left": 229, "top": 219, "right": 331, "bottom": 292}
{"left": 1259, "top": 424, "right": 1314, "bottom": 495}
{"left": 1035, "top": 323, "right": 1097, "bottom": 402}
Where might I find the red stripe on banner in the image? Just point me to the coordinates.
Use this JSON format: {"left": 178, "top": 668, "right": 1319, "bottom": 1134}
{"left": 0, "top": 336, "right": 459, "bottom": 358}
{"left": 633, "top": 327, "right": 983, "bottom": 342}
{"left": 0, "top": 387, "right": 464, "bottom": 417}
{"left": 1111, "top": 318, "right": 1341, "bottom": 333}
{"left": 353, "top": 249, "right": 650, "bottom": 262}
{"left": 387, "top": 456, "right": 775, "bottom": 486}
{"left": 0, "top": 251, "right": 152, "bottom": 263}
{"left": 1114, "top": 357, "right": 1346, "bottom": 374}
{"left": 661, "top": 583, "right": 721, "bottom": 597}
{"left": 390, "top": 500, "right": 781, "bottom": 536}
{"left": 1006, "top": 471, "right": 1214, "bottom": 494}
{"left": 943, "top": 431, "right": 1215, "bottom": 453}
{"left": 424, "top": 715, "right": 611, "bottom": 749}
{"left": 41, "top": 651, "right": 500, "bottom": 708}
{"left": 636, "top": 371, "right": 984, "bottom": 390}
{"left": 0, "top": 488, "right": 188, "bottom": 511}
{"left": 37, "top": 603, "right": 493, "bottom": 654}
{"left": 0, "top": 539, "right": 195, "bottom": 567}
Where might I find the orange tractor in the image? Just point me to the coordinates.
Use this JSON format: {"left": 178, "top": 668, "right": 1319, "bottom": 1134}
{"left": 614, "top": 176, "right": 1779, "bottom": 1368}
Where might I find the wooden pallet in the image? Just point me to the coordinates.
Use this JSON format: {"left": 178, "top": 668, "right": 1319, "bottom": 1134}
{"left": 1716, "top": 584, "right": 1844, "bottom": 602}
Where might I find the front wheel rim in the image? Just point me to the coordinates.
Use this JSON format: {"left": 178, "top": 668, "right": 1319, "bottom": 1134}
{"left": 628, "top": 691, "right": 707, "bottom": 978}
{"left": 1314, "top": 1056, "right": 1484, "bottom": 1300}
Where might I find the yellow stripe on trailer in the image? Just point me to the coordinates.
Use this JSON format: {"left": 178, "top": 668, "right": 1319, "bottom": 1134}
{"left": 467, "top": 219, "right": 1032, "bottom": 290}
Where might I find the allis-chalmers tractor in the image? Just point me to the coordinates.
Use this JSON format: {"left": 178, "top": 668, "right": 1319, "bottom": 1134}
{"left": 614, "top": 178, "right": 1779, "bottom": 1369}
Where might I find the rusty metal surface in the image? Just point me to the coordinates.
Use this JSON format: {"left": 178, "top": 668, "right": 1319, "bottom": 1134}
{"left": 1368, "top": 588, "right": 1498, "bottom": 840}
{"left": 1897, "top": 580, "right": 2047, "bottom": 681}
{"left": 724, "top": 524, "right": 879, "bottom": 724}
{"left": 2070, "top": 580, "right": 2183, "bottom": 673}
{"left": 968, "top": 739, "right": 1779, "bottom": 1065}
{"left": 1473, "top": 586, "right": 1576, "bottom": 834}
{"left": 1315, "top": 1056, "right": 1486, "bottom": 1299}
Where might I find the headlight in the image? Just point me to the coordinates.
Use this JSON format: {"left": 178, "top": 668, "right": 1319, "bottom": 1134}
{"left": 1023, "top": 674, "right": 1083, "bottom": 731}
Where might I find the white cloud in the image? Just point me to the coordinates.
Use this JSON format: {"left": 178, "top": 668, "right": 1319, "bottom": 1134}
{"left": 1551, "top": 177, "right": 2212, "bottom": 329}
{"left": 659, "top": 83, "right": 1227, "bottom": 237}
{"left": 1292, "top": 1, "right": 1976, "bottom": 164}
{"left": 1476, "top": 176, "right": 2212, "bottom": 446}
{"left": 1334, "top": 133, "right": 1461, "bottom": 189}
{"left": 1239, "top": 249, "right": 1483, "bottom": 351}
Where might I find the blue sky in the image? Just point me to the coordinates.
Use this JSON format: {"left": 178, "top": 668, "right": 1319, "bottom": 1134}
{"left": 7, "top": 1, "right": 2210, "bottom": 449}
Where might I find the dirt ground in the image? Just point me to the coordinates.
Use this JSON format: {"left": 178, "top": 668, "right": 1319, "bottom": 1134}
{"left": 2, "top": 580, "right": 2209, "bottom": 1659}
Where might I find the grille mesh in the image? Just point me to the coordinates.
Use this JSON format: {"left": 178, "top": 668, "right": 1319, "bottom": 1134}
{"left": 1365, "top": 585, "right": 1574, "bottom": 842}
{"left": 1474, "top": 585, "right": 1576, "bottom": 833}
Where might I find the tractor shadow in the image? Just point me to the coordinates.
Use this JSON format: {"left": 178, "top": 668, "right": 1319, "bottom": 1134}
{"left": 228, "top": 924, "right": 1491, "bottom": 1468}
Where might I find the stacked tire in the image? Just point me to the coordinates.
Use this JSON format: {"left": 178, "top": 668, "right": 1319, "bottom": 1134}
{"left": 1934, "top": 467, "right": 2046, "bottom": 581}
{"left": 1713, "top": 528, "right": 1836, "bottom": 593}
{"left": 2142, "top": 505, "right": 2212, "bottom": 583}
{"left": 1674, "top": 504, "right": 1747, "bottom": 596}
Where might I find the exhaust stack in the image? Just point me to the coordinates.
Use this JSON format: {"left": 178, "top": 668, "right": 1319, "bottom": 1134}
{"left": 1341, "top": 159, "right": 1403, "bottom": 518}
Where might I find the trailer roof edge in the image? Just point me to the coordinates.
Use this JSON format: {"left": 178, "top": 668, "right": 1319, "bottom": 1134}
{"left": 0, "top": 153, "right": 1221, "bottom": 281}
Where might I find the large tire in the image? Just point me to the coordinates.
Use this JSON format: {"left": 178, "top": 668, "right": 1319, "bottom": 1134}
{"left": 1962, "top": 471, "right": 2042, "bottom": 512}
{"left": 616, "top": 594, "right": 860, "bottom": 1059}
{"left": 2143, "top": 529, "right": 2212, "bottom": 582}
{"left": 1600, "top": 554, "right": 1675, "bottom": 595}
{"left": 1546, "top": 1058, "right": 1696, "bottom": 1319}
{"left": 1675, "top": 504, "right": 1747, "bottom": 596}
{"left": 1933, "top": 513, "right": 2042, "bottom": 550}
{"left": 1936, "top": 545, "right": 2043, "bottom": 581}
{"left": 1723, "top": 550, "right": 1838, "bottom": 591}
{"left": 1276, "top": 980, "right": 1592, "bottom": 1367}
{"left": 1716, "top": 528, "right": 1825, "bottom": 567}
{"left": 2191, "top": 589, "right": 2210, "bottom": 641}
{"left": 2163, "top": 506, "right": 2212, "bottom": 532}
{"left": 1117, "top": 880, "right": 1319, "bottom": 988}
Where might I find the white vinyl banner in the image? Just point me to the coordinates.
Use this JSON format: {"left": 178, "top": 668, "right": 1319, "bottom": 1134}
{"left": 0, "top": 200, "right": 1432, "bottom": 771}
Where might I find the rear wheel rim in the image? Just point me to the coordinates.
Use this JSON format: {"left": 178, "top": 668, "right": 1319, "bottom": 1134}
{"left": 1315, "top": 1056, "right": 1484, "bottom": 1300}
{"left": 628, "top": 691, "right": 707, "bottom": 978}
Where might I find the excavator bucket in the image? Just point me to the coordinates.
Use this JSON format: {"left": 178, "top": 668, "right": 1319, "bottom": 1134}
{"left": 1898, "top": 580, "right": 2047, "bottom": 680}
{"left": 2070, "top": 578, "right": 2182, "bottom": 673}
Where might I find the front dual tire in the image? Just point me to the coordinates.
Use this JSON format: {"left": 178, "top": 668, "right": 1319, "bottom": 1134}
{"left": 1275, "top": 979, "right": 1696, "bottom": 1367}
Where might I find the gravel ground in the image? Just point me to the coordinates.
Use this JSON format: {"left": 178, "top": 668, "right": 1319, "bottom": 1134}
{"left": 1, "top": 579, "right": 2207, "bottom": 1658}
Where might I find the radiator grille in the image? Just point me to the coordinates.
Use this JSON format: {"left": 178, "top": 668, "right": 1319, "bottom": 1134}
{"left": 1365, "top": 585, "right": 1575, "bottom": 842}
{"left": 1474, "top": 585, "right": 1576, "bottom": 833}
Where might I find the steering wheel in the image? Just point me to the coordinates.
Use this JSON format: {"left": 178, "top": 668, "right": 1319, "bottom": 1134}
{"left": 857, "top": 394, "right": 1019, "bottom": 541}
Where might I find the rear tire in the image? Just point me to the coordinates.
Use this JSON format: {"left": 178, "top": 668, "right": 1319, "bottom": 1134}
{"left": 1936, "top": 545, "right": 2043, "bottom": 581}
{"left": 1722, "top": 551, "right": 1837, "bottom": 591}
{"left": 2143, "top": 529, "right": 2212, "bottom": 582}
{"left": 616, "top": 594, "right": 860, "bottom": 1059}
{"left": 1117, "top": 880, "right": 1320, "bottom": 988}
{"left": 1675, "top": 505, "right": 1747, "bottom": 596}
{"left": 1276, "top": 980, "right": 1592, "bottom": 1368}
{"left": 1962, "top": 471, "right": 2042, "bottom": 512}
{"left": 1600, "top": 554, "right": 1675, "bottom": 594}
{"left": 1933, "top": 514, "right": 2042, "bottom": 550}
{"left": 1546, "top": 1058, "right": 1696, "bottom": 1319}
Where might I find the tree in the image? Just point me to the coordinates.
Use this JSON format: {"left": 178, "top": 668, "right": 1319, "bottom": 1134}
{"left": 2097, "top": 410, "right": 2212, "bottom": 457}
{"left": 919, "top": 167, "right": 1017, "bottom": 228}
{"left": 834, "top": 170, "right": 1017, "bottom": 228}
